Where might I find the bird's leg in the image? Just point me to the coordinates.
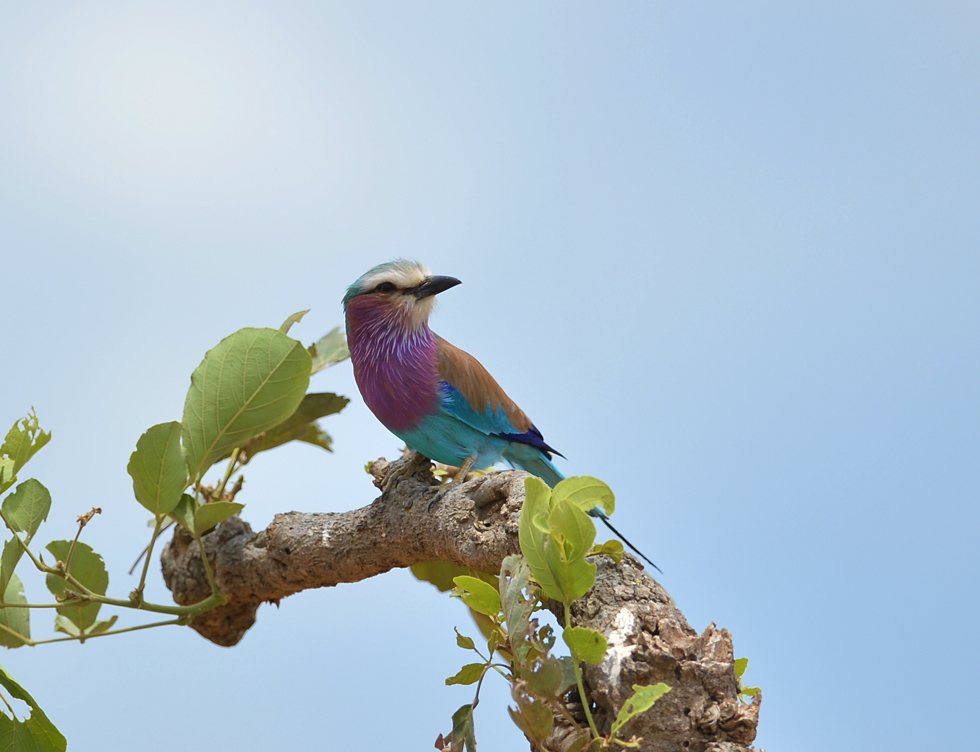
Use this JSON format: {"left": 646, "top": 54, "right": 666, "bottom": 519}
{"left": 454, "top": 456, "right": 476, "bottom": 483}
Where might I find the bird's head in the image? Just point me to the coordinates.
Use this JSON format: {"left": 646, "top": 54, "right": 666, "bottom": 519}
{"left": 343, "top": 259, "right": 461, "bottom": 332}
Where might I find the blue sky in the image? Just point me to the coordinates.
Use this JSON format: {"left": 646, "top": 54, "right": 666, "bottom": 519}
{"left": 1, "top": 2, "right": 977, "bottom": 750}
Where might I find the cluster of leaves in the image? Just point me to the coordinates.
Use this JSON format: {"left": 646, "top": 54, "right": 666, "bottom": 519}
{"left": 0, "top": 318, "right": 350, "bottom": 751}
{"left": 437, "top": 477, "right": 671, "bottom": 752}
{"left": 734, "top": 658, "right": 760, "bottom": 703}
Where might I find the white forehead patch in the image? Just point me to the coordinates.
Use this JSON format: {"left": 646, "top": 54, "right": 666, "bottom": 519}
{"left": 359, "top": 260, "right": 431, "bottom": 292}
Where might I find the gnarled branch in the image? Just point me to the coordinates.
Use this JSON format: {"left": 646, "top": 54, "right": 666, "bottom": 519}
{"left": 160, "top": 455, "right": 761, "bottom": 752}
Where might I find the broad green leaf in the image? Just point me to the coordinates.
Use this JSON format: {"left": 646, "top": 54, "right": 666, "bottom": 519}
{"left": 453, "top": 575, "right": 501, "bottom": 617}
{"left": 445, "top": 663, "right": 485, "bottom": 686}
{"left": 0, "top": 664, "right": 67, "bottom": 751}
{"left": 549, "top": 499, "right": 596, "bottom": 564}
{"left": 309, "top": 327, "right": 350, "bottom": 374}
{"left": 234, "top": 393, "right": 350, "bottom": 460}
{"left": 455, "top": 629, "right": 475, "bottom": 650}
{"left": 127, "top": 422, "right": 187, "bottom": 516}
{"left": 610, "top": 683, "right": 672, "bottom": 739}
{"left": 412, "top": 560, "right": 495, "bottom": 592}
{"left": 412, "top": 560, "right": 470, "bottom": 592}
{"left": 734, "top": 657, "right": 748, "bottom": 679}
{"left": 52, "top": 616, "right": 80, "bottom": 637}
{"left": 508, "top": 689, "right": 554, "bottom": 743}
{"left": 0, "top": 574, "right": 30, "bottom": 647}
{"left": 563, "top": 626, "right": 608, "bottom": 664}
{"left": 194, "top": 501, "right": 244, "bottom": 536}
{"left": 279, "top": 309, "right": 309, "bottom": 334}
{"left": 519, "top": 477, "right": 568, "bottom": 601}
{"left": 0, "top": 411, "right": 51, "bottom": 478}
{"left": 540, "top": 501, "right": 597, "bottom": 602}
{"left": 181, "top": 328, "right": 312, "bottom": 481}
{"left": 0, "top": 538, "right": 26, "bottom": 599}
{"left": 169, "top": 493, "right": 196, "bottom": 533}
{"left": 450, "top": 703, "right": 476, "bottom": 752}
{"left": 44, "top": 541, "right": 108, "bottom": 631}
{"left": 524, "top": 655, "right": 576, "bottom": 700}
{"left": 591, "top": 539, "right": 624, "bottom": 564}
{"left": 2, "top": 479, "right": 51, "bottom": 543}
{"left": 551, "top": 476, "right": 615, "bottom": 516}
{"left": 541, "top": 546, "right": 596, "bottom": 603}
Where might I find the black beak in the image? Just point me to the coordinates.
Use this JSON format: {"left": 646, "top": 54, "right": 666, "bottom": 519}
{"left": 412, "top": 275, "right": 462, "bottom": 299}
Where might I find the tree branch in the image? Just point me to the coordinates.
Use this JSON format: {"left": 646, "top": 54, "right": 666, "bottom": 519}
{"left": 160, "top": 454, "right": 761, "bottom": 751}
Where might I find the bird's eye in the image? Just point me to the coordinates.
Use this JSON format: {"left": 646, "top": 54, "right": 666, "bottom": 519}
{"left": 375, "top": 282, "right": 397, "bottom": 293}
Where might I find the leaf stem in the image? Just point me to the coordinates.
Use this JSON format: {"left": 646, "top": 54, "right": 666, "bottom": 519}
{"left": 63, "top": 515, "right": 87, "bottom": 574}
{"left": 128, "top": 520, "right": 175, "bottom": 575}
{"left": 196, "top": 536, "right": 221, "bottom": 598}
{"left": 214, "top": 449, "right": 240, "bottom": 500}
{"left": 133, "top": 516, "right": 164, "bottom": 603}
{"left": 565, "top": 601, "right": 600, "bottom": 740}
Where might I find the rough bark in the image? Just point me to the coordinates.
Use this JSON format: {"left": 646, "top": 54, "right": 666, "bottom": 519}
{"left": 161, "top": 454, "right": 762, "bottom": 752}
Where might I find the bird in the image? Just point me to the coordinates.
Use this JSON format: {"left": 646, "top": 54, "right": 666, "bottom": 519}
{"left": 343, "top": 259, "right": 658, "bottom": 571}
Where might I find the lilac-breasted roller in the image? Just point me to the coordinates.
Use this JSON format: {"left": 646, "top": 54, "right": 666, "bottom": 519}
{"left": 344, "top": 259, "right": 657, "bottom": 569}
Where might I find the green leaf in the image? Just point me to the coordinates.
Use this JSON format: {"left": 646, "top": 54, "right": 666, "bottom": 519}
{"left": 127, "top": 422, "right": 187, "bottom": 516}
{"left": 524, "top": 655, "right": 576, "bottom": 700}
{"left": 549, "top": 499, "right": 596, "bottom": 564}
{"left": 53, "top": 613, "right": 118, "bottom": 638}
{"left": 498, "top": 555, "right": 534, "bottom": 648}
{"left": 508, "top": 689, "right": 554, "bottom": 743}
{"left": 309, "top": 327, "right": 350, "bottom": 374}
{"left": 518, "top": 477, "right": 567, "bottom": 601}
{"left": 455, "top": 629, "right": 475, "bottom": 651}
{"left": 0, "top": 664, "right": 67, "bottom": 751}
{"left": 168, "top": 493, "right": 196, "bottom": 533}
{"left": 735, "top": 657, "right": 760, "bottom": 700}
{"left": 51, "top": 616, "right": 80, "bottom": 638}
{"left": 487, "top": 629, "right": 499, "bottom": 656}
{"left": 412, "top": 560, "right": 475, "bottom": 592}
{"left": 445, "top": 663, "right": 485, "bottom": 686}
{"left": 563, "top": 626, "right": 607, "bottom": 664}
{"left": 540, "top": 500, "right": 597, "bottom": 602}
{"left": 181, "top": 328, "right": 312, "bottom": 481}
{"left": 452, "top": 575, "right": 501, "bottom": 617}
{"left": 734, "top": 657, "right": 748, "bottom": 679}
{"left": 2, "top": 479, "right": 51, "bottom": 543}
{"left": 84, "top": 615, "right": 118, "bottom": 637}
{"left": 279, "top": 309, "right": 309, "bottom": 334}
{"left": 44, "top": 541, "right": 109, "bottom": 631}
{"left": 449, "top": 703, "right": 476, "bottom": 752}
{"left": 591, "top": 539, "right": 624, "bottom": 564}
{"left": 0, "top": 538, "right": 26, "bottom": 600}
{"left": 551, "top": 476, "right": 615, "bottom": 516}
{"left": 193, "top": 501, "right": 244, "bottom": 536}
{"left": 237, "top": 392, "right": 350, "bottom": 459}
{"left": 0, "top": 574, "right": 31, "bottom": 647}
{"left": 0, "top": 411, "right": 51, "bottom": 479}
{"left": 610, "top": 683, "right": 672, "bottom": 739}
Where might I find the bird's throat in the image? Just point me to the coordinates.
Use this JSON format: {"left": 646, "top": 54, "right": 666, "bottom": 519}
{"left": 346, "top": 298, "right": 441, "bottom": 432}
